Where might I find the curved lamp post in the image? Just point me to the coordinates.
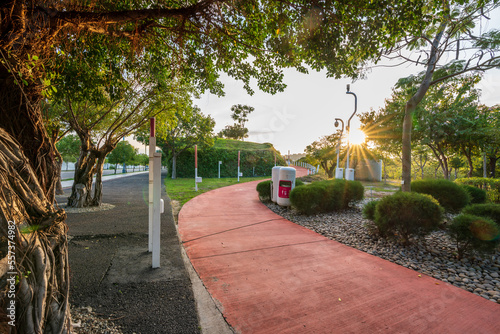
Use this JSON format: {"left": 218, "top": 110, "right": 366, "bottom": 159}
{"left": 345, "top": 84, "right": 357, "bottom": 171}
{"left": 334, "top": 118, "right": 344, "bottom": 178}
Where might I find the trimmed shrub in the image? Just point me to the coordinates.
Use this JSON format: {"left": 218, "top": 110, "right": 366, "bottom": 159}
{"left": 295, "top": 179, "right": 305, "bottom": 187}
{"left": 411, "top": 179, "right": 470, "bottom": 212}
{"left": 320, "top": 179, "right": 364, "bottom": 211}
{"left": 320, "top": 180, "right": 344, "bottom": 212}
{"left": 455, "top": 177, "right": 500, "bottom": 203}
{"left": 289, "top": 183, "right": 327, "bottom": 215}
{"left": 374, "top": 192, "right": 443, "bottom": 244}
{"left": 289, "top": 179, "right": 365, "bottom": 215}
{"left": 460, "top": 185, "right": 487, "bottom": 204}
{"left": 344, "top": 180, "right": 364, "bottom": 207}
{"left": 363, "top": 200, "right": 378, "bottom": 220}
{"left": 256, "top": 180, "right": 272, "bottom": 202}
{"left": 448, "top": 214, "right": 500, "bottom": 259}
{"left": 462, "top": 204, "right": 500, "bottom": 226}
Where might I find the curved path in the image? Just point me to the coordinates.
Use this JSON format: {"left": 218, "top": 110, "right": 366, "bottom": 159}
{"left": 178, "top": 167, "right": 500, "bottom": 333}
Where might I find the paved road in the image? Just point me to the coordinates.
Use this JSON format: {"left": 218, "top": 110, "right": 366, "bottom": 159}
{"left": 61, "top": 168, "right": 146, "bottom": 180}
{"left": 60, "top": 172, "right": 200, "bottom": 333}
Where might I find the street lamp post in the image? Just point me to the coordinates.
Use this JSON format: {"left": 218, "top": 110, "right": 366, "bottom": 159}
{"left": 345, "top": 84, "right": 357, "bottom": 179}
{"left": 334, "top": 118, "right": 344, "bottom": 179}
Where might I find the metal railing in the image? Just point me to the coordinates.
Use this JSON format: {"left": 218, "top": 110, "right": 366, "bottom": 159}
{"left": 290, "top": 161, "right": 319, "bottom": 175}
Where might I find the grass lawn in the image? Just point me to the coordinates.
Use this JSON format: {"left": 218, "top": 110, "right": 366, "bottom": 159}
{"left": 165, "top": 176, "right": 269, "bottom": 206}
{"left": 361, "top": 179, "right": 401, "bottom": 199}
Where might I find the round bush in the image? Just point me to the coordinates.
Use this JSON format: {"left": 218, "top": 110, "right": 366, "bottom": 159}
{"left": 411, "top": 179, "right": 470, "bottom": 212}
{"left": 321, "top": 180, "right": 344, "bottom": 212}
{"left": 374, "top": 192, "right": 443, "bottom": 244}
{"left": 256, "top": 180, "right": 272, "bottom": 201}
{"left": 460, "top": 185, "right": 487, "bottom": 204}
{"left": 462, "top": 204, "right": 500, "bottom": 226}
{"left": 448, "top": 214, "right": 500, "bottom": 259}
{"left": 320, "top": 179, "right": 365, "bottom": 211}
{"left": 295, "top": 179, "right": 305, "bottom": 187}
{"left": 290, "top": 184, "right": 327, "bottom": 215}
{"left": 289, "top": 179, "right": 365, "bottom": 214}
{"left": 344, "top": 180, "right": 364, "bottom": 207}
{"left": 363, "top": 200, "right": 378, "bottom": 220}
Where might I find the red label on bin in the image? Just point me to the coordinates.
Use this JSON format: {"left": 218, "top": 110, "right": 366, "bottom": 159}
{"left": 278, "top": 180, "right": 292, "bottom": 198}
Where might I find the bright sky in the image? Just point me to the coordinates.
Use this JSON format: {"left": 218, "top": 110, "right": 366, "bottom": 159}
{"left": 193, "top": 11, "right": 500, "bottom": 156}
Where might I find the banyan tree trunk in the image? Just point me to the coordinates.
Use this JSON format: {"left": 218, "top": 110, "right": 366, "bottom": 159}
{"left": 0, "top": 132, "right": 71, "bottom": 333}
{"left": 55, "top": 151, "right": 64, "bottom": 196}
{"left": 67, "top": 149, "right": 97, "bottom": 208}
{"left": 0, "top": 62, "right": 71, "bottom": 332}
{"left": 90, "top": 155, "right": 106, "bottom": 207}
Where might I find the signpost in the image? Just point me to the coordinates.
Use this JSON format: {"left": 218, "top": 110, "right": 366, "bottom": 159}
{"left": 148, "top": 117, "right": 162, "bottom": 268}
{"left": 148, "top": 118, "right": 155, "bottom": 253}
{"left": 195, "top": 145, "right": 198, "bottom": 191}
{"left": 194, "top": 144, "right": 202, "bottom": 190}
{"left": 237, "top": 150, "right": 241, "bottom": 182}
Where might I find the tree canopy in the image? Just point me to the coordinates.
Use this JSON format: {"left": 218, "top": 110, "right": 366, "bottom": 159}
{"left": 361, "top": 73, "right": 499, "bottom": 179}
{"left": 56, "top": 134, "right": 80, "bottom": 165}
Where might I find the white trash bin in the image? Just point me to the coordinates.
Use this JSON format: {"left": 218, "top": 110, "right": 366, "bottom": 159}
{"left": 277, "top": 167, "right": 296, "bottom": 207}
{"left": 346, "top": 168, "right": 355, "bottom": 181}
{"left": 271, "top": 166, "right": 282, "bottom": 202}
{"left": 335, "top": 168, "right": 344, "bottom": 179}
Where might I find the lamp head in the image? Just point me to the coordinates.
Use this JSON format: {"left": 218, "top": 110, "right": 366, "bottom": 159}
{"left": 334, "top": 120, "right": 339, "bottom": 127}
{"left": 346, "top": 84, "right": 350, "bottom": 92}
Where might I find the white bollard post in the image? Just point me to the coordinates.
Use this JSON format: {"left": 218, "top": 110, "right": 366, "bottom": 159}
{"left": 195, "top": 145, "right": 198, "bottom": 191}
{"left": 237, "top": 150, "right": 240, "bottom": 182}
{"left": 152, "top": 153, "right": 162, "bottom": 268}
{"left": 148, "top": 118, "right": 156, "bottom": 253}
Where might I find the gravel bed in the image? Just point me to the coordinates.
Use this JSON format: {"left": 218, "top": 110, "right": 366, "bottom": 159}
{"left": 266, "top": 200, "right": 500, "bottom": 304}
{"left": 71, "top": 306, "right": 123, "bottom": 334}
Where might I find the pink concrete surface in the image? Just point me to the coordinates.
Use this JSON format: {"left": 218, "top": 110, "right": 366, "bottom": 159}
{"left": 178, "top": 173, "right": 500, "bottom": 333}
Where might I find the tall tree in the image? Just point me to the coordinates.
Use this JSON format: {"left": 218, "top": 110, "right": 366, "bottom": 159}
{"left": 56, "top": 135, "right": 81, "bottom": 170}
{"left": 362, "top": 74, "right": 493, "bottom": 180}
{"left": 219, "top": 104, "right": 255, "bottom": 140}
{"left": 482, "top": 106, "right": 500, "bottom": 177}
{"left": 305, "top": 132, "right": 342, "bottom": 178}
{"left": 376, "top": 1, "right": 500, "bottom": 190}
{"left": 0, "top": 1, "right": 431, "bottom": 332}
{"left": 153, "top": 105, "right": 215, "bottom": 179}
{"left": 108, "top": 141, "right": 137, "bottom": 173}
{"left": 61, "top": 81, "right": 179, "bottom": 208}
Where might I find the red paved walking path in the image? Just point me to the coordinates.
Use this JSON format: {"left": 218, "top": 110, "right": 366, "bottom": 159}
{"left": 178, "top": 167, "right": 500, "bottom": 333}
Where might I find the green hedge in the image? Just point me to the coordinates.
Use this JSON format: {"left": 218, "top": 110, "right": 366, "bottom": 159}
{"left": 411, "top": 179, "right": 470, "bottom": 212}
{"left": 455, "top": 177, "right": 500, "bottom": 203}
{"left": 374, "top": 192, "right": 443, "bottom": 244}
{"left": 363, "top": 200, "right": 378, "bottom": 220}
{"left": 171, "top": 146, "right": 286, "bottom": 178}
{"left": 289, "top": 183, "right": 327, "bottom": 215}
{"left": 289, "top": 179, "right": 364, "bottom": 215}
{"left": 448, "top": 214, "right": 500, "bottom": 259}
{"left": 256, "top": 180, "right": 272, "bottom": 202}
{"left": 460, "top": 185, "right": 487, "bottom": 204}
{"left": 462, "top": 204, "right": 500, "bottom": 227}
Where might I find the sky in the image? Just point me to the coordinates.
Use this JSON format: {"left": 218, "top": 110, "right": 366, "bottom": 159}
{"left": 192, "top": 11, "right": 500, "bottom": 156}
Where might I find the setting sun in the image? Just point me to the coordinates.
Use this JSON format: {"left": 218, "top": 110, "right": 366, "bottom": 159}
{"left": 349, "top": 127, "right": 366, "bottom": 145}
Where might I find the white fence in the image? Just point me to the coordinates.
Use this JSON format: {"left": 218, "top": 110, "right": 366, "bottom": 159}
{"left": 290, "top": 161, "right": 319, "bottom": 175}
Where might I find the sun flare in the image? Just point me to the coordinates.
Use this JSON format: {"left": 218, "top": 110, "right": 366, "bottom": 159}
{"left": 349, "top": 127, "right": 366, "bottom": 146}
